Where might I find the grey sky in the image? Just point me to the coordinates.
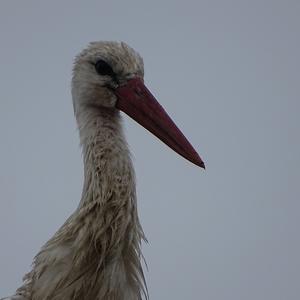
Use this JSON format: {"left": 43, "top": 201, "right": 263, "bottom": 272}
{"left": 0, "top": 1, "right": 299, "bottom": 299}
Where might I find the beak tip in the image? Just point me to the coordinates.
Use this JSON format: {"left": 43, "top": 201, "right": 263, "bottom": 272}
{"left": 191, "top": 155, "right": 205, "bottom": 169}
{"left": 198, "top": 160, "right": 206, "bottom": 169}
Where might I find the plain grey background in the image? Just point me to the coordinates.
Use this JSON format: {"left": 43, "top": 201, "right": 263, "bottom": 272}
{"left": 0, "top": 1, "right": 299, "bottom": 299}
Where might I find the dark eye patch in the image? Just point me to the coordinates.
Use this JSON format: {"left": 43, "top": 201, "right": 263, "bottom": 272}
{"left": 95, "top": 59, "right": 115, "bottom": 77}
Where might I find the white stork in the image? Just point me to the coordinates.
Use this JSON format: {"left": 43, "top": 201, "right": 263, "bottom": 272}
{"left": 2, "top": 41, "right": 205, "bottom": 300}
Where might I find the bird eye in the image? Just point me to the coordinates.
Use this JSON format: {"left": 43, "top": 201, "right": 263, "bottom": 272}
{"left": 95, "top": 59, "right": 115, "bottom": 77}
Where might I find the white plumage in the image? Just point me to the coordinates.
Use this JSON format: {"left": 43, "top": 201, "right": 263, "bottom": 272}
{"left": 2, "top": 41, "right": 204, "bottom": 300}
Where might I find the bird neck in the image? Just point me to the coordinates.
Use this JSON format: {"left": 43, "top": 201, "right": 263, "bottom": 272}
{"left": 15, "top": 107, "right": 147, "bottom": 299}
{"left": 77, "top": 106, "right": 139, "bottom": 237}
{"left": 73, "top": 106, "right": 147, "bottom": 298}
{"left": 77, "top": 107, "right": 137, "bottom": 216}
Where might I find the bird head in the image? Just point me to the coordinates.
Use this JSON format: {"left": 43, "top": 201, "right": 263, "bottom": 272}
{"left": 72, "top": 41, "right": 205, "bottom": 168}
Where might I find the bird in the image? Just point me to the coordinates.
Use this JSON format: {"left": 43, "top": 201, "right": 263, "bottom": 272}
{"left": 2, "top": 41, "right": 205, "bottom": 300}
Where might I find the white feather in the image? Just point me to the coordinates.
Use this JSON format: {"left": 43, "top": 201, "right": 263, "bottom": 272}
{"left": 3, "top": 41, "right": 147, "bottom": 300}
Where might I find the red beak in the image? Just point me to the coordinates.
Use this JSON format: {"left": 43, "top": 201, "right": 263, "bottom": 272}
{"left": 115, "top": 78, "right": 205, "bottom": 169}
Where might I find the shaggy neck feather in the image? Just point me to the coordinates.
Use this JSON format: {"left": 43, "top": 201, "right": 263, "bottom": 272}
{"left": 16, "top": 106, "right": 147, "bottom": 300}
